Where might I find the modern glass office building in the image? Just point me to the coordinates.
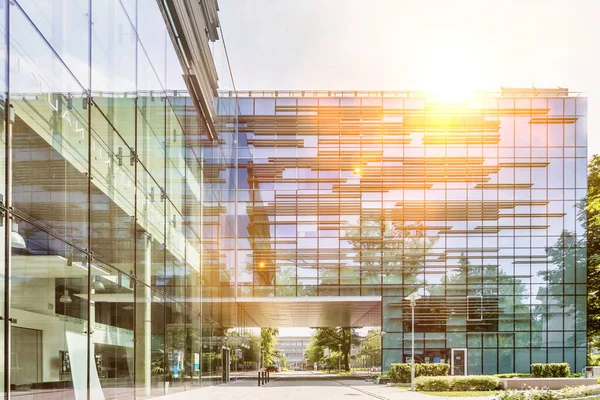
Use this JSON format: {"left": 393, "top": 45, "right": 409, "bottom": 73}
{"left": 0, "top": 0, "right": 589, "bottom": 398}
{"left": 0, "top": 0, "right": 258, "bottom": 398}
{"left": 222, "top": 89, "right": 588, "bottom": 375}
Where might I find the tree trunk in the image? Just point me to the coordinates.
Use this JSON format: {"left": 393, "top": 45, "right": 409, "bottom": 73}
{"left": 342, "top": 328, "right": 350, "bottom": 371}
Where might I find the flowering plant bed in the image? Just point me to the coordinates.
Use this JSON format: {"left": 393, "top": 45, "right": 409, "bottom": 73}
{"left": 501, "top": 378, "right": 598, "bottom": 390}
{"left": 494, "top": 384, "right": 600, "bottom": 400}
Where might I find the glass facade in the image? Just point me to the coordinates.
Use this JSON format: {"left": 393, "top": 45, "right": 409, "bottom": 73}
{"left": 223, "top": 89, "right": 587, "bottom": 374}
{"left": 0, "top": 0, "right": 589, "bottom": 394}
{"left": 0, "top": 1, "right": 256, "bottom": 398}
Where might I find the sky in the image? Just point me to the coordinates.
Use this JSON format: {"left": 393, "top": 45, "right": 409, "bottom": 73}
{"left": 218, "top": 0, "right": 600, "bottom": 336}
{"left": 219, "top": 0, "right": 600, "bottom": 156}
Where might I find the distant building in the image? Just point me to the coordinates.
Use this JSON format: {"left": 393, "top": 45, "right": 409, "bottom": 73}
{"left": 276, "top": 337, "right": 311, "bottom": 369}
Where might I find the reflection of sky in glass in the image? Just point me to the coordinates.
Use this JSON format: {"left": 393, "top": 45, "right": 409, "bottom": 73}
{"left": 227, "top": 93, "right": 587, "bottom": 331}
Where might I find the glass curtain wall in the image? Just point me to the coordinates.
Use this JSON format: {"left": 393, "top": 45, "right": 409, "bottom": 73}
{"left": 225, "top": 91, "right": 587, "bottom": 374}
{"left": 0, "top": 0, "right": 250, "bottom": 398}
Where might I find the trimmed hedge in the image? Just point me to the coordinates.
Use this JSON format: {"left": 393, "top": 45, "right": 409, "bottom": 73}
{"left": 530, "top": 363, "right": 570, "bottom": 378}
{"left": 415, "top": 375, "right": 500, "bottom": 392}
{"left": 451, "top": 376, "right": 501, "bottom": 391}
{"left": 414, "top": 376, "right": 452, "bottom": 391}
{"left": 494, "top": 373, "right": 532, "bottom": 379}
{"left": 388, "top": 363, "right": 450, "bottom": 383}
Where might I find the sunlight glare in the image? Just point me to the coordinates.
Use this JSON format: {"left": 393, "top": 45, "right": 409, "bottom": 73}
{"left": 422, "top": 46, "right": 483, "bottom": 103}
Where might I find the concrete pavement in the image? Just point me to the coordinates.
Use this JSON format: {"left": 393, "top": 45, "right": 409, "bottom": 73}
{"left": 153, "top": 371, "right": 497, "bottom": 400}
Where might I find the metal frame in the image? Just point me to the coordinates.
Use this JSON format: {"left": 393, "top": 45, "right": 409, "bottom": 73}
{"left": 451, "top": 348, "right": 468, "bottom": 376}
{"left": 466, "top": 295, "right": 484, "bottom": 321}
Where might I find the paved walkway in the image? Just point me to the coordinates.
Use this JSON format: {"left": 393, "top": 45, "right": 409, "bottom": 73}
{"left": 155, "top": 371, "right": 497, "bottom": 400}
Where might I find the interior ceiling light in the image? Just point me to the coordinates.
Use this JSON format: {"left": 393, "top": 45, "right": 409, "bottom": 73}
{"left": 11, "top": 224, "right": 26, "bottom": 249}
{"left": 92, "top": 276, "right": 105, "bottom": 291}
{"left": 59, "top": 290, "right": 73, "bottom": 304}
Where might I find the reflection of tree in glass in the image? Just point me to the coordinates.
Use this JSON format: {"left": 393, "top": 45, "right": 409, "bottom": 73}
{"left": 540, "top": 230, "right": 586, "bottom": 343}
{"left": 429, "top": 253, "right": 526, "bottom": 299}
{"left": 274, "top": 267, "right": 315, "bottom": 296}
{"left": 200, "top": 326, "right": 226, "bottom": 377}
{"left": 543, "top": 230, "right": 583, "bottom": 290}
{"left": 152, "top": 324, "right": 202, "bottom": 379}
{"left": 339, "top": 218, "right": 437, "bottom": 291}
{"left": 427, "top": 253, "right": 527, "bottom": 339}
{"left": 223, "top": 328, "right": 261, "bottom": 368}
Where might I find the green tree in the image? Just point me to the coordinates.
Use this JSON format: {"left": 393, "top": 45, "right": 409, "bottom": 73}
{"left": 260, "top": 328, "right": 279, "bottom": 366}
{"left": 587, "top": 155, "right": 600, "bottom": 348}
{"left": 311, "top": 327, "right": 360, "bottom": 371}
{"left": 357, "top": 329, "right": 382, "bottom": 366}
{"left": 275, "top": 350, "right": 287, "bottom": 368}
{"left": 304, "top": 334, "right": 324, "bottom": 366}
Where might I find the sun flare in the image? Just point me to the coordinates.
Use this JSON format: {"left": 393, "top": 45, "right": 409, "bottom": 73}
{"left": 422, "top": 46, "right": 484, "bottom": 103}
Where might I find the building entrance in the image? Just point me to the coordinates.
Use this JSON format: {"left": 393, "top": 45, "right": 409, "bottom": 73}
{"left": 451, "top": 349, "right": 467, "bottom": 376}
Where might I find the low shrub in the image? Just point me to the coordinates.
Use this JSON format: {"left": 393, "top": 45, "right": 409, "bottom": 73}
{"left": 418, "top": 363, "right": 451, "bottom": 377}
{"left": 530, "top": 363, "right": 570, "bottom": 378}
{"left": 415, "top": 375, "right": 500, "bottom": 392}
{"left": 388, "top": 364, "right": 410, "bottom": 383}
{"left": 388, "top": 363, "right": 450, "bottom": 383}
{"left": 451, "top": 375, "right": 501, "bottom": 391}
{"left": 494, "top": 373, "right": 532, "bottom": 379}
{"left": 414, "top": 376, "right": 452, "bottom": 392}
{"left": 589, "top": 353, "right": 600, "bottom": 366}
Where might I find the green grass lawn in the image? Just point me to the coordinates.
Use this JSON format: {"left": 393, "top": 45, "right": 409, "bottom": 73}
{"left": 417, "top": 391, "right": 499, "bottom": 397}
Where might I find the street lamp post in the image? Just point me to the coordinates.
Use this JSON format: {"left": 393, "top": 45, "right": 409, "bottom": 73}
{"left": 338, "top": 343, "right": 342, "bottom": 372}
{"left": 405, "top": 292, "right": 422, "bottom": 391}
{"left": 379, "top": 331, "right": 386, "bottom": 372}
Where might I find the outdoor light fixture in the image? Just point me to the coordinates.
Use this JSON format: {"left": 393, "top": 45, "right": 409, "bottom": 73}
{"left": 92, "top": 276, "right": 105, "bottom": 291}
{"left": 259, "top": 262, "right": 265, "bottom": 268}
{"left": 0, "top": 197, "right": 23, "bottom": 249}
{"left": 404, "top": 292, "right": 422, "bottom": 391}
{"left": 11, "top": 224, "right": 26, "bottom": 249}
{"left": 59, "top": 290, "right": 73, "bottom": 304}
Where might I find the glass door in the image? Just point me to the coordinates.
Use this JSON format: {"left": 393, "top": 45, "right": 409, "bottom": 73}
{"left": 451, "top": 349, "right": 467, "bottom": 376}
{"left": 11, "top": 327, "right": 42, "bottom": 387}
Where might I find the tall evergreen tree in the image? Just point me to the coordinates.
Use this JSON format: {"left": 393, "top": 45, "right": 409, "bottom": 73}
{"left": 586, "top": 155, "right": 600, "bottom": 347}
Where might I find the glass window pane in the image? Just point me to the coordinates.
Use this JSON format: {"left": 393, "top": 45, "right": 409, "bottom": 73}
{"left": 11, "top": 217, "right": 88, "bottom": 397}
